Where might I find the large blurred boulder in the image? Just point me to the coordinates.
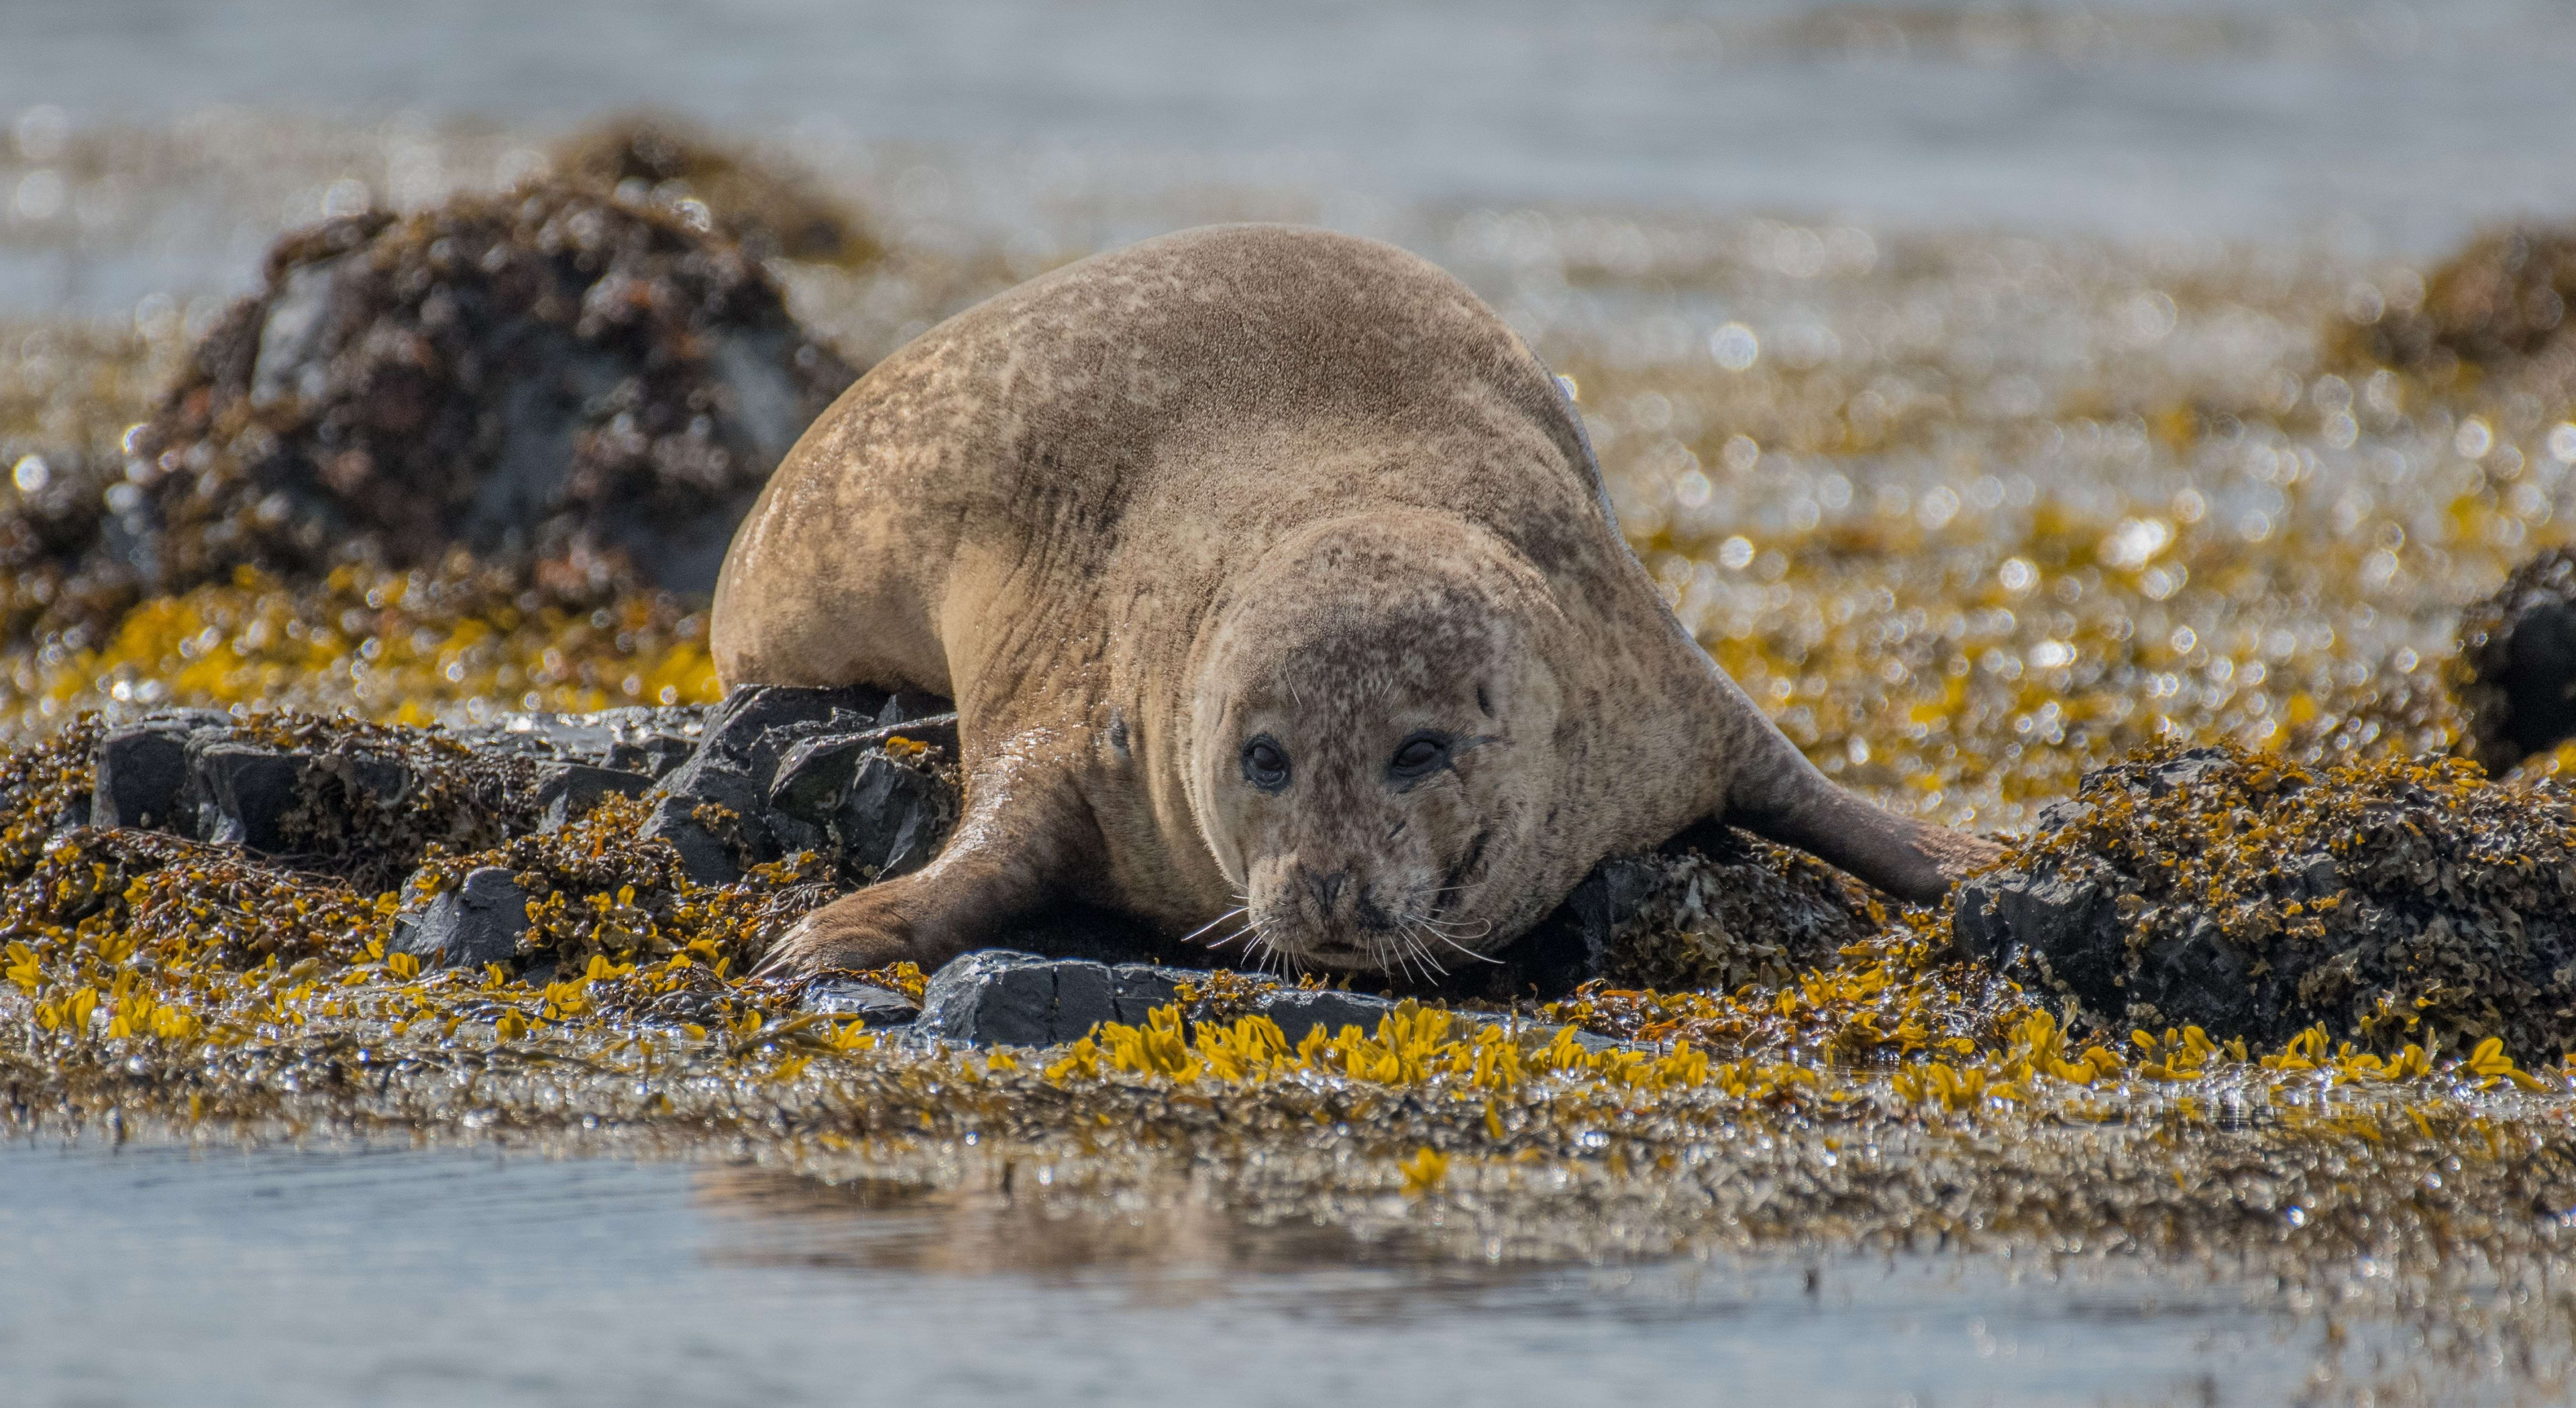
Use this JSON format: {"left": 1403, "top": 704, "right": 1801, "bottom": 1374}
{"left": 2337, "top": 227, "right": 2576, "bottom": 377}
{"left": 7, "top": 180, "right": 859, "bottom": 646}
{"left": 2453, "top": 547, "right": 2576, "bottom": 775}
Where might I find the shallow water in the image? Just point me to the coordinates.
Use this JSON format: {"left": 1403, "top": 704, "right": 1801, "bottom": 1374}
{"left": 1, "top": 1136, "right": 2361, "bottom": 1407}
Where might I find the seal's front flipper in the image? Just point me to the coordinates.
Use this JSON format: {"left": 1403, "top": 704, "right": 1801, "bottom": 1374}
{"left": 754, "top": 754, "right": 1098, "bottom": 979}
{"left": 1721, "top": 749, "right": 2000, "bottom": 906}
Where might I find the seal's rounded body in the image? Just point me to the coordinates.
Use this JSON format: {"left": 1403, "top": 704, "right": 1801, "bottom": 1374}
{"left": 718, "top": 225, "right": 1992, "bottom": 977}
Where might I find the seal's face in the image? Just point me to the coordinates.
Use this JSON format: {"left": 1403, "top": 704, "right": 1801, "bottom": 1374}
{"left": 1189, "top": 521, "right": 1567, "bottom": 975}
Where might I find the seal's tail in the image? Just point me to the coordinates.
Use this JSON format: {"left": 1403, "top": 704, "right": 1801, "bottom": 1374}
{"left": 1721, "top": 738, "right": 2001, "bottom": 906}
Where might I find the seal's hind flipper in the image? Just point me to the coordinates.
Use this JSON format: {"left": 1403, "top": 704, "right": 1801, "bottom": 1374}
{"left": 1720, "top": 742, "right": 2000, "bottom": 906}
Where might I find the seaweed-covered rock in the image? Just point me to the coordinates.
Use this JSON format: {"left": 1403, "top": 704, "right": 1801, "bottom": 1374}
{"left": 1464, "top": 822, "right": 1889, "bottom": 1002}
{"left": 1955, "top": 742, "right": 2576, "bottom": 1057}
{"left": 2453, "top": 547, "right": 2576, "bottom": 774}
{"left": 555, "top": 113, "right": 881, "bottom": 268}
{"left": 87, "top": 712, "right": 542, "bottom": 893}
{"left": 1, "top": 180, "right": 860, "bottom": 646}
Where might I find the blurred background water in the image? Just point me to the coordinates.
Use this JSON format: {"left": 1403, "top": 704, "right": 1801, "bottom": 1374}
{"left": 9, "top": 0, "right": 2576, "bottom": 319}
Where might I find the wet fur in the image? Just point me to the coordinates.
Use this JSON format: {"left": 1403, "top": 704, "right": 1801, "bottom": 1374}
{"left": 715, "top": 225, "right": 1996, "bottom": 978}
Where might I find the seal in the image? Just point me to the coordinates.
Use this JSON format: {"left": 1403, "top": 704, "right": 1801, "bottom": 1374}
{"left": 716, "top": 224, "right": 1998, "bottom": 979}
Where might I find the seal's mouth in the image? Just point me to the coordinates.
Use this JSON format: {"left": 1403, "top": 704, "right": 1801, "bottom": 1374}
{"left": 1233, "top": 878, "right": 1501, "bottom": 979}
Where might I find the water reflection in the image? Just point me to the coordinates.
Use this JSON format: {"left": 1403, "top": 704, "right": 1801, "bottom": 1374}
{"left": 0, "top": 1137, "right": 2508, "bottom": 1407}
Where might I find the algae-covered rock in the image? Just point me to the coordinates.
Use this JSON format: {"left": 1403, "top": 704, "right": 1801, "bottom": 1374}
{"left": 2452, "top": 546, "right": 2576, "bottom": 775}
{"left": 2, "top": 180, "right": 859, "bottom": 647}
{"left": 1956, "top": 742, "right": 2576, "bottom": 1057}
{"left": 555, "top": 113, "right": 881, "bottom": 268}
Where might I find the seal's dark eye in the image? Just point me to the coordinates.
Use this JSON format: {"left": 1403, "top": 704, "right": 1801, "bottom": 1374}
{"left": 1389, "top": 733, "right": 1449, "bottom": 780}
{"left": 1241, "top": 737, "right": 1290, "bottom": 791}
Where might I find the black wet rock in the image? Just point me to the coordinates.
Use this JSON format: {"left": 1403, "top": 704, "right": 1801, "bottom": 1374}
{"left": 89, "top": 710, "right": 233, "bottom": 834}
{"left": 912, "top": 951, "right": 1203, "bottom": 1047}
{"left": 533, "top": 762, "right": 653, "bottom": 830}
{"left": 1955, "top": 741, "right": 2576, "bottom": 1057}
{"left": 696, "top": 684, "right": 891, "bottom": 771}
{"left": 186, "top": 741, "right": 310, "bottom": 855}
{"left": 392, "top": 865, "right": 531, "bottom": 970}
{"left": 2455, "top": 547, "right": 2576, "bottom": 773}
{"left": 802, "top": 979, "right": 920, "bottom": 1027}
{"left": 642, "top": 685, "right": 959, "bottom": 886}
{"left": 768, "top": 714, "right": 961, "bottom": 817}
{"left": 822, "top": 751, "right": 955, "bottom": 883}
{"left": 892, "top": 949, "right": 1636, "bottom": 1051}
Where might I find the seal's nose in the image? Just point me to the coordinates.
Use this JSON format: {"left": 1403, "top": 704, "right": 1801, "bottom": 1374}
{"left": 1309, "top": 869, "right": 1347, "bottom": 909}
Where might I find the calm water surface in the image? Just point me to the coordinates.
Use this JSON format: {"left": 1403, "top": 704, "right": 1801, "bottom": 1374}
{"left": 1, "top": 1138, "right": 2331, "bottom": 1407}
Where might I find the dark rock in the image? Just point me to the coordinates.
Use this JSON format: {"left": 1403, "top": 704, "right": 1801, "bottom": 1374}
{"left": 131, "top": 186, "right": 855, "bottom": 603}
{"left": 187, "top": 743, "right": 308, "bottom": 854}
{"left": 90, "top": 711, "right": 232, "bottom": 834}
{"left": 914, "top": 950, "right": 1057, "bottom": 1046}
{"left": 769, "top": 714, "right": 959, "bottom": 819}
{"left": 608, "top": 733, "right": 699, "bottom": 779}
{"left": 801, "top": 979, "right": 920, "bottom": 1027}
{"left": 2455, "top": 547, "right": 2576, "bottom": 772}
{"left": 904, "top": 949, "right": 1603, "bottom": 1052}
{"left": 639, "top": 794, "right": 745, "bottom": 887}
{"left": 1500, "top": 853, "right": 1666, "bottom": 999}
{"left": 833, "top": 753, "right": 953, "bottom": 881}
{"left": 698, "top": 685, "right": 890, "bottom": 774}
{"left": 392, "top": 866, "right": 531, "bottom": 969}
{"left": 911, "top": 951, "right": 1206, "bottom": 1046}
{"left": 534, "top": 762, "right": 653, "bottom": 830}
{"left": 1953, "top": 865, "right": 2127, "bottom": 1011}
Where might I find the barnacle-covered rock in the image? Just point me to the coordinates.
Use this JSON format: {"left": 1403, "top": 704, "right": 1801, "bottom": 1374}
{"left": 1955, "top": 741, "right": 2576, "bottom": 1057}
{"left": 0, "top": 180, "right": 859, "bottom": 647}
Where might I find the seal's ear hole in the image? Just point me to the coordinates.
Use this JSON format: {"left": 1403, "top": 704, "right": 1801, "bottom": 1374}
{"left": 1476, "top": 683, "right": 1493, "bottom": 716}
{"left": 1389, "top": 732, "right": 1451, "bottom": 782}
{"left": 1241, "top": 735, "right": 1291, "bottom": 792}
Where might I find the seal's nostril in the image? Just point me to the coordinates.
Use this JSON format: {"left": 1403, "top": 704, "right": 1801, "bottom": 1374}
{"left": 1311, "top": 870, "right": 1347, "bottom": 908}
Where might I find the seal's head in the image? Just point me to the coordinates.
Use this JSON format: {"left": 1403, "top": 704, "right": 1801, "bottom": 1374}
{"left": 1188, "top": 514, "right": 1572, "bottom": 975}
